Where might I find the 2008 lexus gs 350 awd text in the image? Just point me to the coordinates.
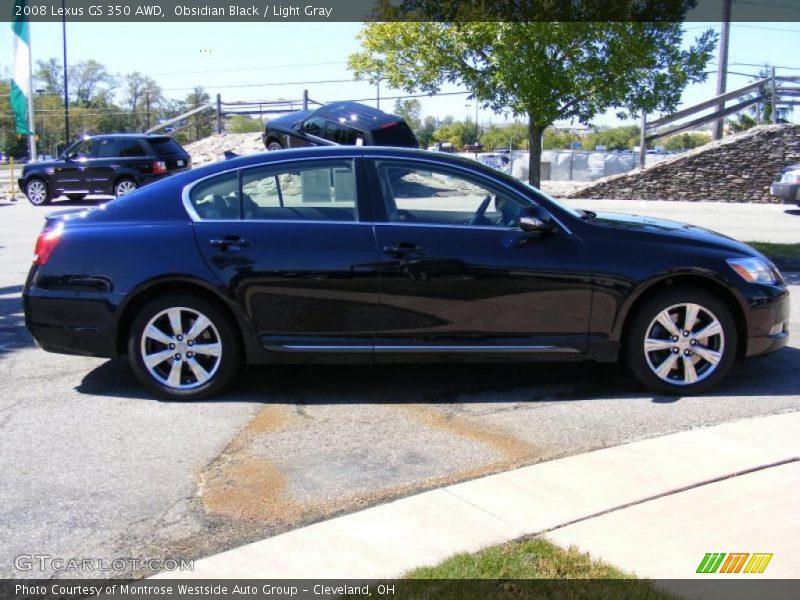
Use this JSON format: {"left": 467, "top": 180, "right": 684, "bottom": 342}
{"left": 23, "top": 147, "right": 789, "bottom": 400}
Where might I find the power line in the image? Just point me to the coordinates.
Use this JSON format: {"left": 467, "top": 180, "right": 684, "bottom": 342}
{"left": 734, "top": 0, "right": 800, "bottom": 11}
{"left": 732, "top": 23, "right": 800, "bottom": 33}
{"left": 161, "top": 78, "right": 354, "bottom": 92}
{"left": 149, "top": 60, "right": 344, "bottom": 77}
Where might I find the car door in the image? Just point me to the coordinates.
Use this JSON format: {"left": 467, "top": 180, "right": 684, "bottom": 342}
{"left": 189, "top": 157, "right": 382, "bottom": 355}
{"left": 289, "top": 116, "right": 328, "bottom": 148}
{"left": 85, "top": 137, "right": 119, "bottom": 193}
{"left": 366, "top": 158, "right": 592, "bottom": 355}
{"left": 54, "top": 139, "right": 93, "bottom": 194}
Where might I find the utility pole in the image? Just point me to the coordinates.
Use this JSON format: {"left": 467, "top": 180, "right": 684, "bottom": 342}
{"left": 376, "top": 78, "right": 381, "bottom": 110}
{"left": 639, "top": 113, "right": 647, "bottom": 169}
{"left": 145, "top": 92, "right": 150, "bottom": 131}
{"left": 62, "top": 0, "right": 70, "bottom": 147}
{"left": 713, "top": 0, "right": 732, "bottom": 141}
{"left": 770, "top": 66, "right": 777, "bottom": 124}
{"left": 194, "top": 95, "right": 199, "bottom": 141}
{"left": 216, "top": 94, "right": 222, "bottom": 134}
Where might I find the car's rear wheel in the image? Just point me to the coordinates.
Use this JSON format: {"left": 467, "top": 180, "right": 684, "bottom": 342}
{"left": 25, "top": 179, "right": 51, "bottom": 206}
{"left": 128, "top": 295, "right": 241, "bottom": 400}
{"left": 114, "top": 177, "right": 137, "bottom": 197}
{"left": 624, "top": 288, "right": 737, "bottom": 395}
{"left": 66, "top": 193, "right": 86, "bottom": 201}
{"left": 266, "top": 139, "right": 284, "bottom": 151}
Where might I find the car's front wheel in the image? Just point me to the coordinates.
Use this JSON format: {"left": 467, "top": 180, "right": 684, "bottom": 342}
{"left": 25, "top": 179, "right": 51, "bottom": 206}
{"left": 624, "top": 288, "right": 737, "bottom": 395}
{"left": 128, "top": 295, "right": 241, "bottom": 400}
{"left": 114, "top": 177, "right": 137, "bottom": 197}
{"left": 266, "top": 139, "right": 284, "bottom": 151}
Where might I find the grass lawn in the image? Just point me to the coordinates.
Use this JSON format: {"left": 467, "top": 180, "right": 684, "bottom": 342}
{"left": 745, "top": 242, "right": 800, "bottom": 259}
{"left": 342, "top": 538, "right": 677, "bottom": 600}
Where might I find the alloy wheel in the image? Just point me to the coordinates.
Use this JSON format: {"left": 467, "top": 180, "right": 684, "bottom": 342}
{"left": 139, "top": 306, "right": 222, "bottom": 390}
{"left": 115, "top": 179, "right": 137, "bottom": 196}
{"left": 643, "top": 302, "right": 725, "bottom": 386}
{"left": 27, "top": 181, "right": 48, "bottom": 205}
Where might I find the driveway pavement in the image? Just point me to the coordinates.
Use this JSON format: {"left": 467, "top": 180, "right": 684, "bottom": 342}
{"left": 0, "top": 197, "right": 798, "bottom": 579}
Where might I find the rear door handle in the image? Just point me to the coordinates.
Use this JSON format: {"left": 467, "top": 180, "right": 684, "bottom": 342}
{"left": 382, "top": 242, "right": 426, "bottom": 258}
{"left": 209, "top": 236, "right": 250, "bottom": 251}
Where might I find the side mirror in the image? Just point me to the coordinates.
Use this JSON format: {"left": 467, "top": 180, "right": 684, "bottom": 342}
{"left": 518, "top": 205, "right": 553, "bottom": 234}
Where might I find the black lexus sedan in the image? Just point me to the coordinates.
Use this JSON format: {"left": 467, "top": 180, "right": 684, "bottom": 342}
{"left": 262, "top": 101, "right": 419, "bottom": 151}
{"left": 18, "top": 134, "right": 191, "bottom": 205}
{"left": 23, "top": 147, "right": 789, "bottom": 400}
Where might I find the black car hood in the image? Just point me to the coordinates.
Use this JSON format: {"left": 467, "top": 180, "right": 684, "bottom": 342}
{"left": 26, "top": 158, "right": 66, "bottom": 169}
{"left": 267, "top": 110, "right": 313, "bottom": 134}
{"left": 590, "top": 211, "right": 759, "bottom": 257}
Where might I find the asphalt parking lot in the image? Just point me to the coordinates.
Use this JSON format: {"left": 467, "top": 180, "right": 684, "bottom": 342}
{"left": 1, "top": 195, "right": 799, "bottom": 579}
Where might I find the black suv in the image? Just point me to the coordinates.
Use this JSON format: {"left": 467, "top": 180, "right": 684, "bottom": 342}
{"left": 18, "top": 134, "right": 191, "bottom": 205}
{"left": 263, "top": 101, "right": 419, "bottom": 151}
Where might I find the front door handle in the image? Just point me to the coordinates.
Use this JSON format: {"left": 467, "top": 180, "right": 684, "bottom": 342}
{"left": 382, "top": 242, "right": 426, "bottom": 258}
{"left": 209, "top": 236, "right": 250, "bottom": 251}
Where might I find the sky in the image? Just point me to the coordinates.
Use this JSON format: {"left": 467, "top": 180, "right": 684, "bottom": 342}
{"left": 3, "top": 19, "right": 800, "bottom": 129}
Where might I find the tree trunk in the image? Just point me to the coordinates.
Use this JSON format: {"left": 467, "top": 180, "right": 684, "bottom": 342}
{"left": 527, "top": 120, "right": 544, "bottom": 188}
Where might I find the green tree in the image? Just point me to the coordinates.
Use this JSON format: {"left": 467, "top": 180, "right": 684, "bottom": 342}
{"left": 69, "top": 60, "right": 114, "bottom": 106}
{"left": 543, "top": 128, "right": 581, "bottom": 150}
{"left": 480, "top": 122, "right": 529, "bottom": 150}
{"left": 228, "top": 115, "right": 263, "bottom": 133}
{"left": 417, "top": 115, "right": 437, "bottom": 148}
{"left": 662, "top": 132, "right": 711, "bottom": 151}
{"left": 432, "top": 120, "right": 478, "bottom": 149}
{"left": 185, "top": 87, "right": 212, "bottom": 143}
{"left": 34, "top": 58, "right": 64, "bottom": 97}
{"left": 583, "top": 125, "right": 641, "bottom": 150}
{"left": 393, "top": 98, "right": 422, "bottom": 131}
{"left": 124, "top": 72, "right": 163, "bottom": 132}
{"left": 348, "top": 5, "right": 715, "bottom": 186}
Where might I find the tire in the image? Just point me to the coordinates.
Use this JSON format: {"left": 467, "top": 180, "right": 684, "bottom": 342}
{"left": 66, "top": 193, "right": 86, "bottom": 201}
{"left": 266, "top": 139, "right": 284, "bottom": 151}
{"left": 127, "top": 295, "right": 241, "bottom": 400}
{"left": 25, "top": 178, "right": 51, "bottom": 206}
{"left": 114, "top": 177, "right": 138, "bottom": 197}
{"left": 624, "top": 288, "right": 738, "bottom": 395}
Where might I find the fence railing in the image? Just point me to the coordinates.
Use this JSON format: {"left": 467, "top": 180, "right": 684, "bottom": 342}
{"left": 638, "top": 70, "right": 800, "bottom": 167}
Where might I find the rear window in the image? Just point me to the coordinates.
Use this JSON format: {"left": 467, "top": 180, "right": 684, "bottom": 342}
{"left": 371, "top": 121, "right": 419, "bottom": 147}
{"left": 146, "top": 137, "right": 186, "bottom": 156}
{"left": 119, "top": 139, "right": 147, "bottom": 157}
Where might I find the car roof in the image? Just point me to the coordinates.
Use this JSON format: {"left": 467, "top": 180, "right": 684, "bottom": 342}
{"left": 312, "top": 101, "right": 401, "bottom": 126}
{"left": 196, "top": 146, "right": 482, "bottom": 172}
{"left": 82, "top": 133, "right": 171, "bottom": 140}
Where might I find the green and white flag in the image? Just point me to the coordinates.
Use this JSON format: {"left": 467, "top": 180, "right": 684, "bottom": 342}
{"left": 11, "top": 0, "right": 33, "bottom": 136}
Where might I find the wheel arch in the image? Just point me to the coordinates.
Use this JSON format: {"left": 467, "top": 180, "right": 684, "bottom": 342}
{"left": 114, "top": 277, "right": 255, "bottom": 360}
{"left": 618, "top": 273, "right": 748, "bottom": 360}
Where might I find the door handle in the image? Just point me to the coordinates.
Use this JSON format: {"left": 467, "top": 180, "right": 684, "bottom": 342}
{"left": 382, "top": 242, "right": 426, "bottom": 258}
{"left": 209, "top": 236, "right": 250, "bottom": 251}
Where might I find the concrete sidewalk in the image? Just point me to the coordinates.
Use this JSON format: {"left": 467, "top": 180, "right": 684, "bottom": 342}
{"left": 154, "top": 411, "right": 800, "bottom": 580}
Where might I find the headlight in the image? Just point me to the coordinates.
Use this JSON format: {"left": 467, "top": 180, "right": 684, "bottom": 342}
{"left": 727, "top": 257, "right": 782, "bottom": 285}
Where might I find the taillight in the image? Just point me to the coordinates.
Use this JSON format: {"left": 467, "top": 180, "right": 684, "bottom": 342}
{"left": 33, "top": 224, "right": 63, "bottom": 265}
{"left": 152, "top": 160, "right": 168, "bottom": 174}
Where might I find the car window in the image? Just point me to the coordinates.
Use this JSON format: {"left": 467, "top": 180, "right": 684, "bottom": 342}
{"left": 302, "top": 117, "right": 326, "bottom": 137}
{"left": 69, "top": 139, "right": 94, "bottom": 160}
{"left": 322, "top": 120, "right": 359, "bottom": 145}
{"left": 241, "top": 160, "right": 357, "bottom": 222}
{"left": 371, "top": 121, "right": 418, "bottom": 147}
{"left": 375, "top": 161, "right": 525, "bottom": 228}
{"left": 147, "top": 137, "right": 185, "bottom": 156}
{"left": 94, "top": 138, "right": 118, "bottom": 158}
{"left": 118, "top": 139, "right": 147, "bottom": 157}
{"left": 189, "top": 172, "right": 240, "bottom": 220}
